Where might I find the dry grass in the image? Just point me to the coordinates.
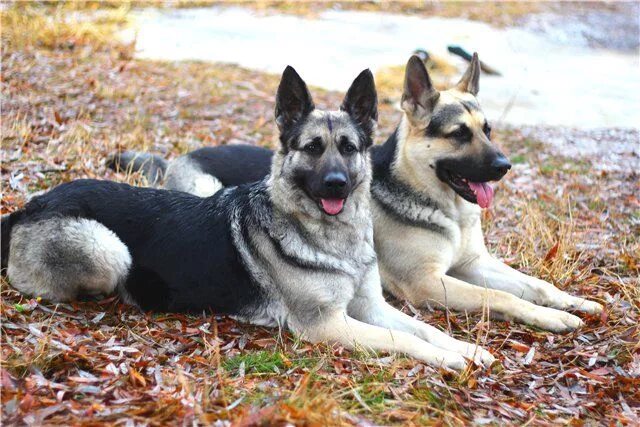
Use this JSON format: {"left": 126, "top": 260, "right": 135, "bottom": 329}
{"left": 2, "top": 4, "right": 639, "bottom": 426}
{"left": 375, "top": 54, "right": 460, "bottom": 103}
{"left": 123, "top": 0, "right": 630, "bottom": 28}
{"left": 6, "top": 0, "right": 626, "bottom": 27}
{"left": 1, "top": 3, "right": 130, "bottom": 51}
{"left": 233, "top": 0, "right": 542, "bottom": 24}
{"left": 502, "top": 200, "right": 585, "bottom": 285}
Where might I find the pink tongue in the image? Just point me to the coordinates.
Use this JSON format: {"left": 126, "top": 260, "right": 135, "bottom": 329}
{"left": 320, "top": 198, "right": 345, "bottom": 215}
{"left": 467, "top": 182, "right": 494, "bottom": 209}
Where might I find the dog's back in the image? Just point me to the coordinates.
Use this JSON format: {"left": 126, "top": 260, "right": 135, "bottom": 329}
{"left": 3, "top": 179, "right": 268, "bottom": 314}
{"left": 106, "top": 151, "right": 168, "bottom": 186}
{"left": 108, "top": 145, "right": 273, "bottom": 197}
{"left": 184, "top": 145, "right": 273, "bottom": 187}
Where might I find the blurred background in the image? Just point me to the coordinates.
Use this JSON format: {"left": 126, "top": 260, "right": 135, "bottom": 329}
{"left": 128, "top": 2, "right": 640, "bottom": 130}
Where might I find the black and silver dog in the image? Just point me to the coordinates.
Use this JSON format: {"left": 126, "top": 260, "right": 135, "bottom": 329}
{"left": 2, "top": 66, "right": 494, "bottom": 370}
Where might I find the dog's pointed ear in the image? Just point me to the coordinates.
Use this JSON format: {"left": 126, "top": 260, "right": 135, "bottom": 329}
{"left": 401, "top": 55, "right": 440, "bottom": 125}
{"left": 456, "top": 52, "right": 480, "bottom": 96}
{"left": 275, "top": 66, "right": 315, "bottom": 131}
{"left": 341, "top": 69, "right": 378, "bottom": 142}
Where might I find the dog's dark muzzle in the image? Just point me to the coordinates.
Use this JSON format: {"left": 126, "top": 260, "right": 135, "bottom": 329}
{"left": 437, "top": 152, "right": 511, "bottom": 183}
{"left": 318, "top": 171, "right": 351, "bottom": 200}
{"left": 491, "top": 153, "right": 511, "bottom": 180}
{"left": 304, "top": 169, "right": 352, "bottom": 216}
{"left": 435, "top": 151, "right": 511, "bottom": 207}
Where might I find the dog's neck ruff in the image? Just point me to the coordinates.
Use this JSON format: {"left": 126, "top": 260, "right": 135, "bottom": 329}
{"left": 371, "top": 128, "right": 457, "bottom": 236}
{"left": 371, "top": 172, "right": 454, "bottom": 237}
{"left": 268, "top": 212, "right": 376, "bottom": 278}
{"left": 237, "top": 176, "right": 376, "bottom": 281}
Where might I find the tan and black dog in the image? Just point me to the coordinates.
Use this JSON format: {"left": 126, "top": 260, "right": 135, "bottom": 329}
{"left": 109, "top": 55, "right": 603, "bottom": 332}
{"left": 370, "top": 55, "right": 602, "bottom": 332}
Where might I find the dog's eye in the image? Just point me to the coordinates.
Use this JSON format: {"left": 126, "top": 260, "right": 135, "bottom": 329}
{"left": 303, "top": 138, "right": 323, "bottom": 155}
{"left": 340, "top": 138, "right": 357, "bottom": 155}
{"left": 446, "top": 125, "right": 472, "bottom": 143}
{"left": 483, "top": 122, "right": 492, "bottom": 139}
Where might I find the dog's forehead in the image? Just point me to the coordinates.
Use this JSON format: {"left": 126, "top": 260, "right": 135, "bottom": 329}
{"left": 434, "top": 91, "right": 485, "bottom": 125}
{"left": 301, "top": 110, "right": 359, "bottom": 139}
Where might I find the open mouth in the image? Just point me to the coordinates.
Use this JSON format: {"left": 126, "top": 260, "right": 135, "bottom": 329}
{"left": 319, "top": 198, "right": 346, "bottom": 216}
{"left": 443, "top": 170, "right": 494, "bottom": 209}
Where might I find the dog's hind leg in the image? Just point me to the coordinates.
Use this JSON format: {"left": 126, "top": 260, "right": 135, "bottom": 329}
{"left": 7, "top": 218, "right": 132, "bottom": 302}
{"left": 451, "top": 255, "right": 603, "bottom": 314}
{"left": 396, "top": 270, "right": 585, "bottom": 333}
{"left": 298, "top": 310, "right": 469, "bottom": 370}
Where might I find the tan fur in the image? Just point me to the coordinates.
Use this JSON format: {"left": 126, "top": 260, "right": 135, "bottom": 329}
{"left": 373, "top": 56, "right": 602, "bottom": 333}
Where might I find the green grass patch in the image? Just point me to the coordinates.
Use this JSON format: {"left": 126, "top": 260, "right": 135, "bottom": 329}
{"left": 588, "top": 199, "right": 607, "bottom": 211}
{"left": 539, "top": 157, "right": 591, "bottom": 176}
{"left": 347, "top": 369, "right": 397, "bottom": 411}
{"left": 539, "top": 162, "right": 557, "bottom": 175}
{"left": 223, "top": 350, "right": 318, "bottom": 375}
{"left": 223, "top": 351, "right": 285, "bottom": 374}
{"left": 411, "top": 385, "right": 447, "bottom": 410}
{"left": 510, "top": 154, "right": 527, "bottom": 164}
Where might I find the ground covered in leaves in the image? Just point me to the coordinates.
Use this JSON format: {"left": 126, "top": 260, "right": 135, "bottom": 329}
{"left": 1, "top": 4, "right": 639, "bottom": 426}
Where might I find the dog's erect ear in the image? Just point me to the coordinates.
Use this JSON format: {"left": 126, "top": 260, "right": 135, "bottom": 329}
{"left": 401, "top": 55, "right": 440, "bottom": 125}
{"left": 341, "top": 69, "right": 378, "bottom": 141}
{"left": 456, "top": 52, "right": 480, "bottom": 96}
{"left": 275, "top": 66, "right": 315, "bottom": 131}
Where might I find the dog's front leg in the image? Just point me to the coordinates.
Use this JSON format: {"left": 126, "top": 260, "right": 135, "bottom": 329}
{"left": 451, "top": 255, "right": 603, "bottom": 314}
{"left": 399, "top": 270, "right": 585, "bottom": 333}
{"left": 298, "top": 310, "right": 469, "bottom": 370}
{"left": 347, "top": 269, "right": 495, "bottom": 367}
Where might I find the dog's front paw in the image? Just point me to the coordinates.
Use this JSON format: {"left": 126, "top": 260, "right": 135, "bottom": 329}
{"left": 473, "top": 347, "right": 496, "bottom": 367}
{"left": 563, "top": 296, "right": 603, "bottom": 314}
{"left": 459, "top": 344, "right": 495, "bottom": 367}
{"left": 415, "top": 346, "right": 469, "bottom": 371}
{"left": 531, "top": 279, "right": 603, "bottom": 314}
{"left": 438, "top": 352, "right": 468, "bottom": 371}
{"left": 529, "top": 306, "right": 583, "bottom": 333}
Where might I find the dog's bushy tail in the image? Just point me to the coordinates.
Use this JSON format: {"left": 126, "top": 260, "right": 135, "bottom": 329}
{"left": 1, "top": 211, "right": 21, "bottom": 271}
{"left": 106, "top": 151, "right": 168, "bottom": 186}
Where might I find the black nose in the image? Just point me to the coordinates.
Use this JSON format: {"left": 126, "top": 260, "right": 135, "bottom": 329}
{"left": 323, "top": 172, "right": 347, "bottom": 190}
{"left": 491, "top": 155, "right": 512, "bottom": 177}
